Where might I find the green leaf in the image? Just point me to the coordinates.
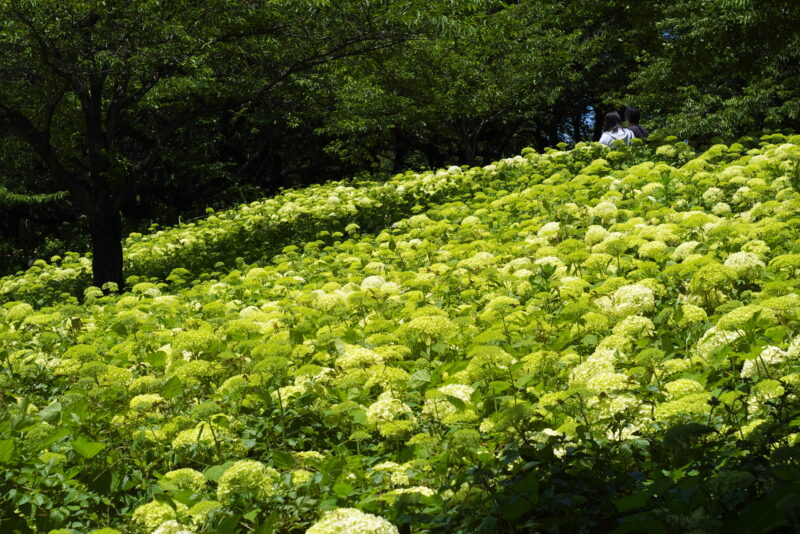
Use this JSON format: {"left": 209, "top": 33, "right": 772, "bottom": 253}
{"left": 272, "top": 450, "right": 296, "bottom": 469}
{"left": 501, "top": 470, "right": 539, "bottom": 521}
{"left": 146, "top": 350, "right": 168, "bottom": 368}
{"left": 204, "top": 461, "right": 236, "bottom": 482}
{"left": 42, "top": 427, "right": 71, "bottom": 447}
{"left": 409, "top": 369, "right": 431, "bottom": 388}
{"left": 63, "top": 398, "right": 89, "bottom": 422}
{"left": 514, "top": 372, "right": 537, "bottom": 389}
{"left": 443, "top": 394, "right": 466, "bottom": 410}
{"left": 243, "top": 509, "right": 259, "bottom": 521}
{"left": 111, "top": 321, "right": 128, "bottom": 337}
{"left": 610, "top": 513, "right": 669, "bottom": 534}
{"left": 613, "top": 493, "right": 648, "bottom": 512}
{"left": 352, "top": 409, "right": 368, "bottom": 425}
{"left": 207, "top": 514, "right": 241, "bottom": 534}
{"left": 0, "top": 439, "right": 16, "bottom": 463}
{"left": 765, "top": 326, "right": 787, "bottom": 343}
{"left": 254, "top": 512, "right": 278, "bottom": 534}
{"left": 39, "top": 401, "right": 62, "bottom": 423}
{"left": 72, "top": 435, "right": 106, "bottom": 458}
{"left": 162, "top": 376, "right": 184, "bottom": 399}
{"left": 730, "top": 483, "right": 800, "bottom": 533}
{"left": 333, "top": 480, "right": 354, "bottom": 498}
{"left": 488, "top": 380, "right": 512, "bottom": 395}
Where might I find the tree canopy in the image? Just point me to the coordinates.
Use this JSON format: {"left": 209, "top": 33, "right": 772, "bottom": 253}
{"left": 1, "top": 0, "right": 799, "bottom": 285}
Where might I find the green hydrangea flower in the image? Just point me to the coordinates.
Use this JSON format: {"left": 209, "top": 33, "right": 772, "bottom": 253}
{"left": 216, "top": 460, "right": 279, "bottom": 506}
{"left": 306, "top": 508, "right": 399, "bottom": 534}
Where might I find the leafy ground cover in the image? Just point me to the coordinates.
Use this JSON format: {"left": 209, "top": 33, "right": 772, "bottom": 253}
{"left": 0, "top": 164, "right": 516, "bottom": 307}
{"left": 3, "top": 135, "right": 800, "bottom": 533}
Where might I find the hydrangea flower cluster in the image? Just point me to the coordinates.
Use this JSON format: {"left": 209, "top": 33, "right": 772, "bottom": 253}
{"left": 3, "top": 135, "right": 800, "bottom": 531}
{"left": 216, "top": 460, "right": 279, "bottom": 505}
{"left": 306, "top": 508, "right": 399, "bottom": 534}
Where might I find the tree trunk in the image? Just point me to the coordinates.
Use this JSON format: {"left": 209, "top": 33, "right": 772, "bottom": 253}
{"left": 419, "top": 143, "right": 445, "bottom": 169}
{"left": 89, "top": 201, "right": 124, "bottom": 290}
{"left": 392, "top": 130, "right": 410, "bottom": 173}
{"left": 459, "top": 137, "right": 475, "bottom": 166}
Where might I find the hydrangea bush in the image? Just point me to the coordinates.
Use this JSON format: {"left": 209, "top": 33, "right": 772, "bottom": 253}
{"left": 2, "top": 135, "right": 800, "bottom": 532}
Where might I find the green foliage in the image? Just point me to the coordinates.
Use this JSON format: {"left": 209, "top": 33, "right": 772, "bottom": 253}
{"left": 2, "top": 136, "right": 800, "bottom": 532}
{"left": 630, "top": 0, "right": 800, "bottom": 142}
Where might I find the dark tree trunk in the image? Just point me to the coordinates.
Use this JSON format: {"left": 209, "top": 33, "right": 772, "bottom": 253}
{"left": 89, "top": 200, "right": 124, "bottom": 290}
{"left": 572, "top": 114, "right": 583, "bottom": 143}
{"left": 419, "top": 143, "right": 445, "bottom": 169}
{"left": 458, "top": 138, "right": 475, "bottom": 166}
{"left": 592, "top": 105, "right": 605, "bottom": 142}
{"left": 392, "top": 130, "right": 410, "bottom": 173}
{"left": 546, "top": 122, "right": 560, "bottom": 146}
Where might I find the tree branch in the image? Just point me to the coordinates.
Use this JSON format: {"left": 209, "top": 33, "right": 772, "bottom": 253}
{"left": 0, "top": 106, "right": 90, "bottom": 207}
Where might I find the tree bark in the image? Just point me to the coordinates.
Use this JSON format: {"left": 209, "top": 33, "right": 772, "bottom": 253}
{"left": 392, "top": 130, "right": 410, "bottom": 173}
{"left": 89, "top": 200, "right": 123, "bottom": 290}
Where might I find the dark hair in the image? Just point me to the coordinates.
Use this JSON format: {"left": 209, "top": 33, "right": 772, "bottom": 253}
{"left": 625, "top": 106, "right": 641, "bottom": 124}
{"left": 602, "top": 111, "right": 622, "bottom": 132}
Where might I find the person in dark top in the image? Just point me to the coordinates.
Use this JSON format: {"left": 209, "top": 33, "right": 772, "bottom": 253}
{"left": 599, "top": 111, "right": 633, "bottom": 146}
{"left": 624, "top": 107, "right": 648, "bottom": 139}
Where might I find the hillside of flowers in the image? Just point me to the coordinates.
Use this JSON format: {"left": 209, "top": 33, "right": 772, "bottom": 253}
{"left": 0, "top": 165, "right": 509, "bottom": 308}
{"left": 3, "top": 134, "right": 800, "bottom": 533}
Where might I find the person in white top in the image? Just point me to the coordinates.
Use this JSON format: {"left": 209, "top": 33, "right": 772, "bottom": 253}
{"left": 598, "top": 111, "right": 634, "bottom": 146}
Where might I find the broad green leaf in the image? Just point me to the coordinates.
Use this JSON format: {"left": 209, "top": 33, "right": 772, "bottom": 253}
{"left": 254, "top": 512, "right": 279, "bottom": 534}
{"left": 333, "top": 480, "right": 354, "bottom": 498}
{"left": 0, "top": 439, "right": 15, "bottom": 463}
{"left": 42, "top": 427, "right": 71, "bottom": 447}
{"left": 204, "top": 461, "right": 236, "bottom": 482}
{"left": 272, "top": 450, "right": 296, "bottom": 469}
{"left": 162, "top": 376, "right": 184, "bottom": 399}
{"left": 443, "top": 394, "right": 466, "bottom": 410}
{"left": 39, "top": 401, "right": 62, "bottom": 423}
{"left": 73, "top": 435, "right": 106, "bottom": 458}
{"left": 488, "top": 380, "right": 512, "bottom": 395}
{"left": 613, "top": 493, "right": 648, "bottom": 512}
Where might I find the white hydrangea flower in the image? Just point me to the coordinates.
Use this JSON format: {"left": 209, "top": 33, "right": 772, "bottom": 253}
{"left": 371, "top": 461, "right": 410, "bottom": 486}
{"left": 534, "top": 256, "right": 567, "bottom": 275}
{"left": 306, "top": 508, "right": 399, "bottom": 534}
{"left": 216, "top": 460, "right": 279, "bottom": 505}
{"left": 672, "top": 241, "right": 700, "bottom": 261}
{"left": 360, "top": 276, "right": 387, "bottom": 291}
{"left": 612, "top": 315, "right": 655, "bottom": 338}
{"left": 162, "top": 468, "right": 206, "bottom": 493}
{"left": 693, "top": 326, "right": 743, "bottom": 361}
{"left": 712, "top": 202, "right": 731, "bottom": 215}
{"left": 385, "top": 486, "right": 436, "bottom": 498}
{"left": 151, "top": 520, "right": 196, "bottom": 534}
{"left": 458, "top": 251, "right": 496, "bottom": 269}
{"left": 402, "top": 315, "right": 455, "bottom": 340}
{"left": 422, "top": 384, "right": 474, "bottom": 421}
{"left": 570, "top": 350, "right": 616, "bottom": 388}
{"left": 702, "top": 187, "right": 725, "bottom": 205}
{"left": 366, "top": 392, "right": 415, "bottom": 426}
{"left": 132, "top": 501, "right": 188, "bottom": 531}
{"left": 664, "top": 378, "right": 705, "bottom": 399}
{"left": 129, "top": 394, "right": 165, "bottom": 413}
{"left": 588, "top": 201, "right": 618, "bottom": 220}
{"left": 538, "top": 221, "right": 560, "bottom": 238}
{"left": 741, "top": 346, "right": 787, "bottom": 379}
{"left": 638, "top": 240, "right": 668, "bottom": 260}
{"left": 336, "top": 344, "right": 383, "bottom": 370}
{"left": 584, "top": 225, "right": 610, "bottom": 245}
{"left": 724, "top": 251, "right": 765, "bottom": 280}
{"left": 609, "top": 284, "right": 655, "bottom": 317}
